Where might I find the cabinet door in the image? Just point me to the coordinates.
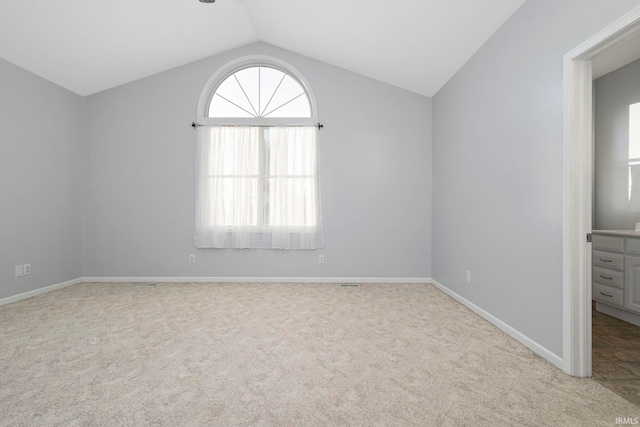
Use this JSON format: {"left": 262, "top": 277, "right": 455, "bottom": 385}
{"left": 625, "top": 255, "right": 640, "bottom": 312}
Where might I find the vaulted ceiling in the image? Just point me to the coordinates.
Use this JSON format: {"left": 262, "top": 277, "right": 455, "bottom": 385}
{"left": 0, "top": 0, "right": 526, "bottom": 97}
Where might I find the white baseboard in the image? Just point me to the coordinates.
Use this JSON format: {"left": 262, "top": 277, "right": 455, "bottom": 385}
{"left": 429, "top": 278, "right": 564, "bottom": 370}
{"left": 82, "top": 276, "right": 430, "bottom": 284}
{"left": 0, "top": 278, "right": 83, "bottom": 307}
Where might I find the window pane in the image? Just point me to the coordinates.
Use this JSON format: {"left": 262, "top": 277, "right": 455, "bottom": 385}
{"left": 266, "top": 128, "right": 316, "bottom": 175}
{"left": 262, "top": 75, "right": 306, "bottom": 117}
{"left": 210, "top": 177, "right": 258, "bottom": 226}
{"left": 629, "top": 103, "right": 640, "bottom": 202}
{"left": 214, "top": 75, "right": 256, "bottom": 116}
{"left": 266, "top": 177, "right": 316, "bottom": 226}
{"left": 210, "top": 128, "right": 259, "bottom": 175}
{"left": 209, "top": 94, "right": 254, "bottom": 118}
{"left": 234, "top": 67, "right": 260, "bottom": 116}
{"left": 259, "top": 67, "right": 286, "bottom": 116}
{"left": 265, "top": 95, "right": 311, "bottom": 118}
{"left": 631, "top": 103, "right": 640, "bottom": 159}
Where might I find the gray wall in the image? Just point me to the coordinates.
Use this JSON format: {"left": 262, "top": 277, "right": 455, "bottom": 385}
{"left": 594, "top": 57, "right": 640, "bottom": 230}
{"left": 83, "top": 43, "right": 432, "bottom": 278}
{"left": 432, "top": 0, "right": 640, "bottom": 357}
{"left": 0, "top": 58, "right": 84, "bottom": 299}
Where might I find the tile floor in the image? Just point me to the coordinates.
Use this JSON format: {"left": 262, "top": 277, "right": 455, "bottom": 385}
{"left": 592, "top": 303, "right": 640, "bottom": 406}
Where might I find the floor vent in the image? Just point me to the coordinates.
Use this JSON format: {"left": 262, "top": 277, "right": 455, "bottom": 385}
{"left": 339, "top": 284, "right": 360, "bottom": 288}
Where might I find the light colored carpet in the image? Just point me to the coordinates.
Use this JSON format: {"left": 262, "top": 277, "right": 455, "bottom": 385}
{"left": 0, "top": 282, "right": 637, "bottom": 426}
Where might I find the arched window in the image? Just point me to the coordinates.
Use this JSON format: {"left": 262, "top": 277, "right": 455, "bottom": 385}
{"left": 194, "top": 56, "right": 324, "bottom": 250}
{"left": 209, "top": 66, "right": 311, "bottom": 118}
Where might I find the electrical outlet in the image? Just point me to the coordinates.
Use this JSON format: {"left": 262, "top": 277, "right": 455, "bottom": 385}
{"left": 189, "top": 254, "right": 196, "bottom": 264}
{"left": 23, "top": 264, "right": 31, "bottom": 275}
{"left": 465, "top": 270, "right": 471, "bottom": 283}
{"left": 15, "top": 265, "right": 23, "bottom": 277}
{"left": 319, "top": 255, "right": 325, "bottom": 264}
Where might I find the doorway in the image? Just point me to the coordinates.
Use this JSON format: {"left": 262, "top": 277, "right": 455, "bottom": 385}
{"left": 589, "top": 32, "right": 640, "bottom": 405}
{"left": 564, "top": 5, "right": 640, "bottom": 382}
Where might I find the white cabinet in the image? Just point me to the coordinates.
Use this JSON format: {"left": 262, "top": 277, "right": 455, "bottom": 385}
{"left": 592, "top": 234, "right": 624, "bottom": 307}
{"left": 593, "top": 250, "right": 624, "bottom": 271}
{"left": 593, "top": 232, "right": 640, "bottom": 325}
{"left": 593, "top": 266, "right": 623, "bottom": 288}
{"left": 593, "top": 234, "right": 624, "bottom": 252}
{"left": 625, "top": 255, "right": 640, "bottom": 312}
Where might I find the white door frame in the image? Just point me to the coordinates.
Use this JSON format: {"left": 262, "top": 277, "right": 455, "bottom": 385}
{"left": 563, "top": 6, "right": 640, "bottom": 377}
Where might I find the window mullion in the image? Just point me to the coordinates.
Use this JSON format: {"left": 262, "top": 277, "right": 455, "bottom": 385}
{"left": 257, "top": 127, "right": 266, "bottom": 228}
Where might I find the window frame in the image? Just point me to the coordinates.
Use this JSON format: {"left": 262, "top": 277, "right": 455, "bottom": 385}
{"left": 196, "top": 55, "right": 320, "bottom": 232}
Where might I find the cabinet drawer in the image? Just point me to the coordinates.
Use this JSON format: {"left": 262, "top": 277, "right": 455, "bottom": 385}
{"left": 593, "top": 266, "right": 624, "bottom": 288}
{"left": 593, "top": 251, "right": 624, "bottom": 271}
{"left": 627, "top": 238, "right": 640, "bottom": 256}
{"left": 593, "top": 283, "right": 624, "bottom": 307}
{"left": 593, "top": 234, "right": 624, "bottom": 253}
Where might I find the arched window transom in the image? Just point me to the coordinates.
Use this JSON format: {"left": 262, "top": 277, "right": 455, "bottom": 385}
{"left": 208, "top": 66, "right": 311, "bottom": 119}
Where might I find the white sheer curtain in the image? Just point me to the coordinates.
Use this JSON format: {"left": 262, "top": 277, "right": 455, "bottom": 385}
{"left": 195, "top": 125, "right": 324, "bottom": 249}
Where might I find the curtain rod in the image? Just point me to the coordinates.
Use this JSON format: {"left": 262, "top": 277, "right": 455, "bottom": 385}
{"left": 192, "top": 122, "right": 323, "bottom": 129}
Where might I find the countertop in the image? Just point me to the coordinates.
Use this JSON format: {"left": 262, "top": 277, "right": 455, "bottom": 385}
{"left": 593, "top": 230, "right": 640, "bottom": 237}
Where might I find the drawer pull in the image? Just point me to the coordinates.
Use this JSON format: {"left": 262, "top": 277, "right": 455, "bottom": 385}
{"left": 600, "top": 291, "right": 613, "bottom": 298}
{"left": 599, "top": 259, "right": 613, "bottom": 263}
{"left": 600, "top": 275, "right": 613, "bottom": 280}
